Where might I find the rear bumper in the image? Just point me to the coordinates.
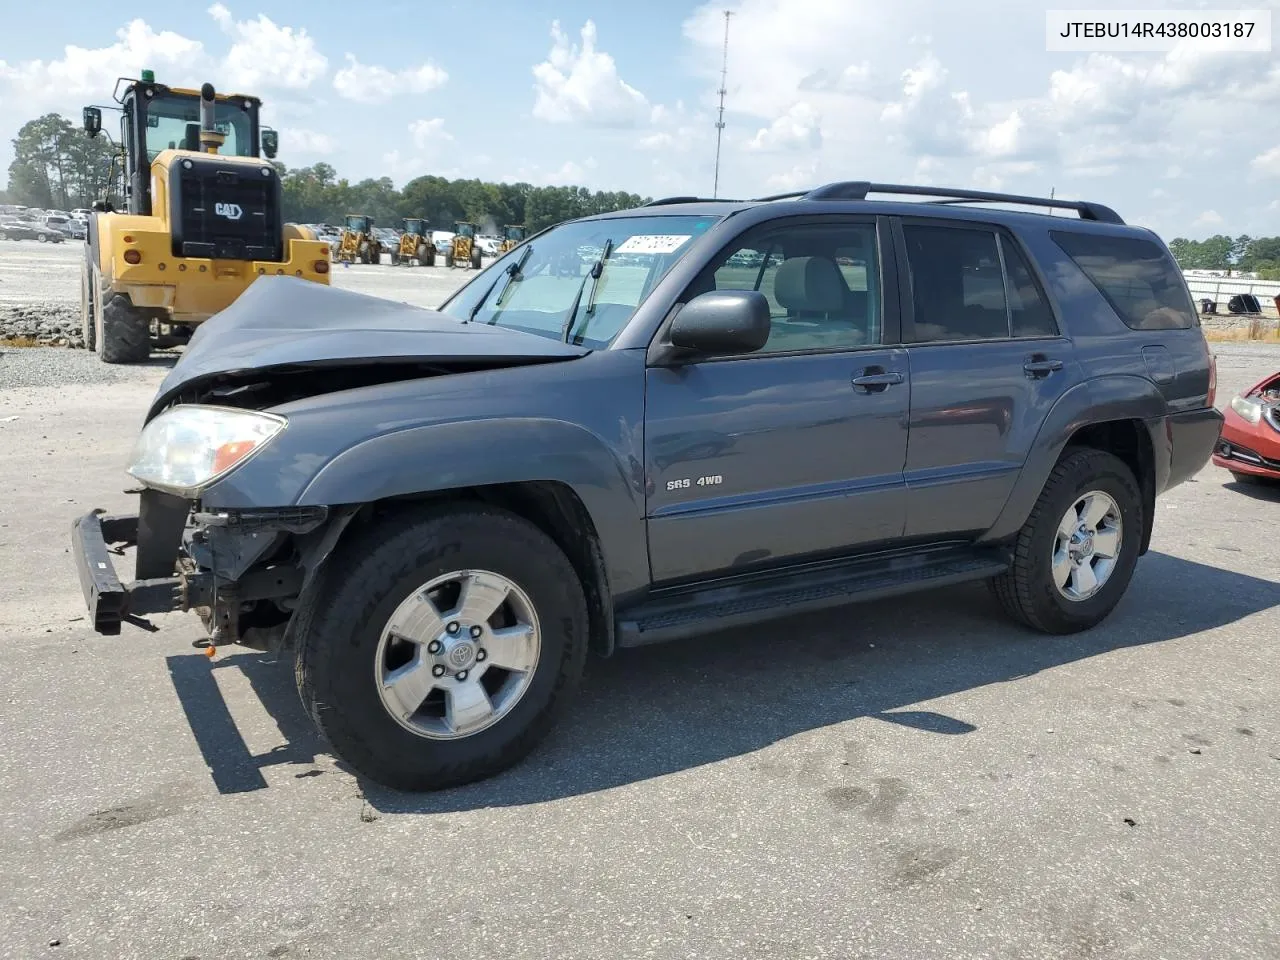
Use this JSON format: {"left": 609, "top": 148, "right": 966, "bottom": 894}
{"left": 1163, "top": 406, "right": 1225, "bottom": 491}
{"left": 71, "top": 511, "right": 205, "bottom": 635}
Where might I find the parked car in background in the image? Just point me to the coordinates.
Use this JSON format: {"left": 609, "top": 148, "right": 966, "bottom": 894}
{"left": 0, "top": 219, "right": 64, "bottom": 242}
{"left": 1212, "top": 370, "right": 1280, "bottom": 484}
{"left": 65, "top": 219, "right": 87, "bottom": 240}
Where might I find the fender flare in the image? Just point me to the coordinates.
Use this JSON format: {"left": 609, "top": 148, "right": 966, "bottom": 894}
{"left": 981, "top": 375, "right": 1169, "bottom": 545}
{"left": 293, "top": 416, "right": 650, "bottom": 598}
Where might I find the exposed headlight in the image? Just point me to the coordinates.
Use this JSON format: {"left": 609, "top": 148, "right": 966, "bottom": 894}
{"left": 1230, "top": 395, "right": 1262, "bottom": 425}
{"left": 127, "top": 404, "right": 287, "bottom": 498}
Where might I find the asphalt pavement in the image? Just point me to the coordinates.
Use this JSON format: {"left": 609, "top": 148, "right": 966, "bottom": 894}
{"left": 0, "top": 340, "right": 1276, "bottom": 960}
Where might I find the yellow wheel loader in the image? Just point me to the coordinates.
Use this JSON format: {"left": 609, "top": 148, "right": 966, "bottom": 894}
{"left": 444, "top": 221, "right": 483, "bottom": 270}
{"left": 498, "top": 224, "right": 526, "bottom": 255}
{"left": 79, "top": 70, "right": 331, "bottom": 364}
{"left": 335, "top": 214, "right": 383, "bottom": 265}
{"left": 389, "top": 218, "right": 436, "bottom": 267}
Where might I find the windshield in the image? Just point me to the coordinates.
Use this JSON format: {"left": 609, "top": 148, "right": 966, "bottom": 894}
{"left": 439, "top": 214, "right": 722, "bottom": 348}
{"left": 143, "top": 94, "right": 254, "bottom": 161}
{"left": 346, "top": 216, "right": 370, "bottom": 231}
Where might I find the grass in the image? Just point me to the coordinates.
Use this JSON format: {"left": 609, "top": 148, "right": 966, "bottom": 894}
{"left": 1203, "top": 319, "right": 1280, "bottom": 343}
{"left": 0, "top": 336, "right": 41, "bottom": 348}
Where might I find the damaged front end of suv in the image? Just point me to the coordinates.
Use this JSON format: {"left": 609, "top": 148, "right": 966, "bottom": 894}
{"left": 71, "top": 274, "right": 597, "bottom": 653}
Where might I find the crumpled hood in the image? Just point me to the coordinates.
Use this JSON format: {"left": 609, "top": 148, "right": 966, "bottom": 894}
{"left": 149, "top": 275, "right": 588, "bottom": 414}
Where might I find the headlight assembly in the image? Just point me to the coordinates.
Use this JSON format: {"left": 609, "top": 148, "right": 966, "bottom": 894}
{"left": 1230, "top": 395, "right": 1262, "bottom": 425}
{"left": 126, "top": 404, "right": 287, "bottom": 498}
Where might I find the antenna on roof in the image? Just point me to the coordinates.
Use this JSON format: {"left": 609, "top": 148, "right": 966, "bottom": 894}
{"left": 712, "top": 9, "right": 732, "bottom": 199}
{"left": 1048, "top": 186, "right": 1056, "bottom": 216}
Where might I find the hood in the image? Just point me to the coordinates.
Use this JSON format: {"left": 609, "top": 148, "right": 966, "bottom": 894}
{"left": 149, "top": 276, "right": 589, "bottom": 416}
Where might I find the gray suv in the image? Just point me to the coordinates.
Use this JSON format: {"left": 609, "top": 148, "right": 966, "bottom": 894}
{"left": 72, "top": 181, "right": 1224, "bottom": 791}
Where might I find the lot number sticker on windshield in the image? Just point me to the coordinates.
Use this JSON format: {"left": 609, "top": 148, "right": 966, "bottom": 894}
{"left": 616, "top": 234, "right": 692, "bottom": 255}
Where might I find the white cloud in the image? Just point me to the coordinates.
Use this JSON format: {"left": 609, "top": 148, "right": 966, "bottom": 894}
{"left": 0, "top": 19, "right": 204, "bottom": 104}
{"left": 746, "top": 102, "right": 822, "bottom": 152}
{"left": 531, "top": 20, "right": 651, "bottom": 126}
{"left": 287, "top": 128, "right": 335, "bottom": 155}
{"left": 408, "top": 118, "right": 452, "bottom": 149}
{"left": 207, "top": 4, "right": 327, "bottom": 91}
{"left": 332, "top": 53, "right": 448, "bottom": 103}
{"left": 1251, "top": 145, "right": 1280, "bottom": 177}
{"left": 1192, "top": 210, "right": 1224, "bottom": 229}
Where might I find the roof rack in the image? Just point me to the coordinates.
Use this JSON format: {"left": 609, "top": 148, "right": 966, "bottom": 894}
{"left": 747, "top": 181, "right": 1124, "bottom": 224}
{"left": 641, "top": 195, "right": 739, "bottom": 207}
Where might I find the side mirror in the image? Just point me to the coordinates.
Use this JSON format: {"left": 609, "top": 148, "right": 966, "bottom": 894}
{"left": 261, "top": 129, "right": 279, "bottom": 159}
{"left": 83, "top": 107, "right": 102, "bottom": 138}
{"left": 667, "top": 290, "right": 771, "bottom": 358}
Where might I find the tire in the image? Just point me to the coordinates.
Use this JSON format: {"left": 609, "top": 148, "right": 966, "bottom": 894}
{"left": 79, "top": 262, "right": 96, "bottom": 352}
{"left": 989, "top": 448, "right": 1142, "bottom": 634}
{"left": 444, "top": 253, "right": 454, "bottom": 268}
{"left": 471, "top": 249, "right": 482, "bottom": 270}
{"left": 98, "top": 294, "right": 151, "bottom": 364}
{"left": 0, "top": 231, "right": 7, "bottom": 240}
{"left": 295, "top": 504, "right": 590, "bottom": 791}
{"left": 37, "top": 233, "right": 47, "bottom": 242}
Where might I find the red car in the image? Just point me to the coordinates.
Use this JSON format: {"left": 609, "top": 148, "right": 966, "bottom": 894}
{"left": 1212, "top": 370, "right": 1280, "bottom": 483}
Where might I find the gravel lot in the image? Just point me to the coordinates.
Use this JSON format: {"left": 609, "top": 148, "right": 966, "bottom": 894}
{"left": 0, "top": 242, "right": 1277, "bottom": 959}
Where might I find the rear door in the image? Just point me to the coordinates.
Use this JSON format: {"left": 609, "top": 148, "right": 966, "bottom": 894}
{"left": 893, "top": 217, "right": 1081, "bottom": 539}
{"left": 644, "top": 215, "right": 911, "bottom": 584}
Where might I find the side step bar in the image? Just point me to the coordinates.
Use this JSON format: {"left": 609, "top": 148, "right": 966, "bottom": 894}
{"left": 615, "top": 547, "right": 1010, "bottom": 648}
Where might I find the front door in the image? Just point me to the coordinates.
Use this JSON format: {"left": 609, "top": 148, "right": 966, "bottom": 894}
{"left": 894, "top": 218, "right": 1080, "bottom": 539}
{"left": 644, "top": 217, "right": 911, "bottom": 584}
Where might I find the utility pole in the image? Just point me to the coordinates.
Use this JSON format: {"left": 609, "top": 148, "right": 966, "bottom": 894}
{"left": 1048, "top": 186, "right": 1056, "bottom": 216}
{"left": 712, "top": 9, "right": 732, "bottom": 199}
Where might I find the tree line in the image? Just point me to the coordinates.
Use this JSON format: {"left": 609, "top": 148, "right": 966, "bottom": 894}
{"left": 2, "top": 111, "right": 650, "bottom": 233}
{"left": 1168, "top": 235, "right": 1280, "bottom": 280}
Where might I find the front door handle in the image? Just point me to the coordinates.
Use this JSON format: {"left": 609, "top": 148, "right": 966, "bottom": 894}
{"left": 851, "top": 368, "right": 904, "bottom": 393}
{"left": 1023, "top": 357, "right": 1063, "bottom": 378}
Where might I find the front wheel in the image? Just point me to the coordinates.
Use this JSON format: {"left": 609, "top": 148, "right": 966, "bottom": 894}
{"left": 37, "top": 233, "right": 48, "bottom": 242}
{"left": 989, "top": 448, "right": 1142, "bottom": 634}
{"left": 295, "top": 504, "right": 589, "bottom": 791}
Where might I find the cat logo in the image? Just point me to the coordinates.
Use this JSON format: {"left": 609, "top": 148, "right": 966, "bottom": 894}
{"left": 214, "top": 202, "right": 243, "bottom": 221}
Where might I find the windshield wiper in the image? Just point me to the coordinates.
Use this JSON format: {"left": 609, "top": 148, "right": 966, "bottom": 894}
{"left": 465, "top": 245, "right": 533, "bottom": 323}
{"left": 561, "top": 238, "right": 612, "bottom": 344}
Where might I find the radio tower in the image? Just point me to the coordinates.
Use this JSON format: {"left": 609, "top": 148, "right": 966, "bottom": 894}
{"left": 712, "top": 9, "right": 732, "bottom": 198}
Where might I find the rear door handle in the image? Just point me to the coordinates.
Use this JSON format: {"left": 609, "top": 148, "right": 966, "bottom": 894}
{"left": 1023, "top": 358, "right": 1063, "bottom": 377}
{"left": 851, "top": 369, "right": 904, "bottom": 392}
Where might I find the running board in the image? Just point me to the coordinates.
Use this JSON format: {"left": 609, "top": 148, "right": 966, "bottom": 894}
{"left": 615, "top": 547, "right": 1010, "bottom": 648}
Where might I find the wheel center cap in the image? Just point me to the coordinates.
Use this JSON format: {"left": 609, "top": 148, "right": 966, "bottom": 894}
{"left": 444, "top": 639, "right": 477, "bottom": 671}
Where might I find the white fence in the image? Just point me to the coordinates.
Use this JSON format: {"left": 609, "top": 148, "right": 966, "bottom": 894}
{"left": 1184, "top": 275, "right": 1280, "bottom": 317}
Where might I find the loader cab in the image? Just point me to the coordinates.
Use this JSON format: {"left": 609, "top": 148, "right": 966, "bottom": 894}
{"left": 402, "top": 218, "right": 428, "bottom": 238}
{"left": 83, "top": 72, "right": 278, "bottom": 217}
{"left": 504, "top": 225, "right": 526, "bottom": 243}
{"left": 454, "top": 221, "right": 477, "bottom": 238}
{"left": 346, "top": 215, "right": 374, "bottom": 233}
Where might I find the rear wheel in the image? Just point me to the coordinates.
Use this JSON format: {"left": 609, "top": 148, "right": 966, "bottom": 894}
{"left": 98, "top": 294, "right": 151, "bottom": 364}
{"left": 37, "top": 233, "right": 48, "bottom": 242}
{"left": 471, "top": 249, "right": 482, "bottom": 270}
{"left": 444, "top": 252, "right": 454, "bottom": 268}
{"left": 990, "top": 448, "right": 1142, "bottom": 634}
{"left": 295, "top": 504, "right": 589, "bottom": 791}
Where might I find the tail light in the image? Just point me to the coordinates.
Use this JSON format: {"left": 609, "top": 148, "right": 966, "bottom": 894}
{"left": 313, "top": 260, "right": 329, "bottom": 274}
{"left": 123, "top": 249, "right": 141, "bottom": 264}
{"left": 1208, "top": 352, "right": 1217, "bottom": 407}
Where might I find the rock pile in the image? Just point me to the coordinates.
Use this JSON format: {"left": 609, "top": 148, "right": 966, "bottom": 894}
{"left": 0, "top": 305, "right": 85, "bottom": 348}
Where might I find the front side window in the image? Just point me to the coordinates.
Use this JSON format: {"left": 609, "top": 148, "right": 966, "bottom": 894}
{"left": 689, "top": 220, "right": 882, "bottom": 354}
{"left": 1051, "top": 231, "right": 1196, "bottom": 330}
{"left": 440, "top": 214, "right": 722, "bottom": 348}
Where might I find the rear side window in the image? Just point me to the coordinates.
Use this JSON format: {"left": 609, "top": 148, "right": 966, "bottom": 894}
{"left": 1050, "top": 231, "right": 1196, "bottom": 330}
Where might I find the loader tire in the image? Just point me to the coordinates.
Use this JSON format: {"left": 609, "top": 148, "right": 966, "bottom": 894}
{"left": 444, "top": 253, "right": 454, "bottom": 268}
{"left": 99, "top": 294, "right": 151, "bottom": 365}
{"left": 471, "top": 249, "right": 482, "bottom": 270}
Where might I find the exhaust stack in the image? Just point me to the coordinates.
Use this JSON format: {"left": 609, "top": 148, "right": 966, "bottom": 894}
{"left": 198, "top": 83, "right": 225, "bottom": 155}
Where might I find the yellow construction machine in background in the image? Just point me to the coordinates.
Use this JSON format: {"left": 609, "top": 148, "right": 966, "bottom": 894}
{"left": 498, "top": 224, "right": 526, "bottom": 255}
{"left": 334, "top": 214, "right": 383, "bottom": 264}
{"left": 390, "top": 218, "right": 437, "bottom": 267}
{"left": 444, "top": 221, "right": 483, "bottom": 270}
{"left": 79, "top": 70, "right": 331, "bottom": 364}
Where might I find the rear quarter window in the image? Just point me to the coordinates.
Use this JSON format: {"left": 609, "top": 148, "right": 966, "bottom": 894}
{"left": 1050, "top": 231, "right": 1196, "bottom": 330}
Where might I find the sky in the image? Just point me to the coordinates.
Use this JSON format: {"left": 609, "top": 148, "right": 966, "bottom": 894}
{"left": 1, "top": 0, "right": 1278, "bottom": 239}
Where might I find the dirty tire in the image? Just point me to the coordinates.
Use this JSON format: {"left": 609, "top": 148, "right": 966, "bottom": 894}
{"left": 989, "top": 448, "right": 1142, "bottom": 634}
{"left": 295, "top": 504, "right": 590, "bottom": 791}
{"left": 98, "top": 294, "right": 151, "bottom": 364}
{"left": 443, "top": 252, "right": 454, "bottom": 268}
{"left": 471, "top": 249, "right": 482, "bottom": 270}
